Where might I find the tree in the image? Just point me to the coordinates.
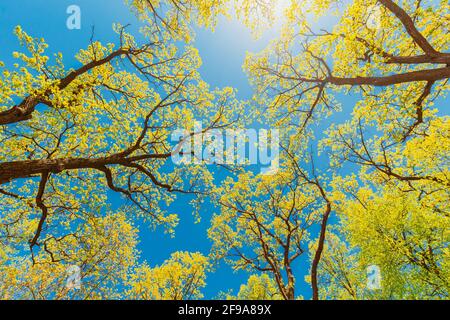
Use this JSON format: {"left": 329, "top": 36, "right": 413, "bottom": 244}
{"left": 318, "top": 119, "right": 450, "bottom": 299}
{"left": 0, "top": 212, "right": 139, "bottom": 299}
{"left": 225, "top": 274, "right": 284, "bottom": 300}
{"left": 129, "top": 0, "right": 275, "bottom": 40}
{"left": 209, "top": 146, "right": 331, "bottom": 300}
{"left": 0, "top": 20, "right": 240, "bottom": 257}
{"left": 1, "top": 0, "right": 448, "bottom": 301}
{"left": 0, "top": 1, "right": 240, "bottom": 299}
{"left": 317, "top": 175, "right": 450, "bottom": 299}
{"left": 241, "top": 0, "right": 449, "bottom": 299}
{"left": 244, "top": 0, "right": 449, "bottom": 136}
{"left": 309, "top": 232, "right": 365, "bottom": 300}
{"left": 126, "top": 251, "right": 209, "bottom": 300}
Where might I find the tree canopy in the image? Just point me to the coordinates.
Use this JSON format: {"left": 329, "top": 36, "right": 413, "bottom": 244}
{"left": 0, "top": 0, "right": 448, "bottom": 300}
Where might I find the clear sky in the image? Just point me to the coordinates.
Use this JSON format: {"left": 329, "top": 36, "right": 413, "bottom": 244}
{"left": 0, "top": 0, "right": 364, "bottom": 299}
{"left": 0, "top": 0, "right": 288, "bottom": 298}
{"left": 2, "top": 0, "right": 447, "bottom": 299}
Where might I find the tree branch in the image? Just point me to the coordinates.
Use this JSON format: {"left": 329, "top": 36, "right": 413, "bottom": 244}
{"left": 378, "top": 0, "right": 439, "bottom": 56}
{"left": 327, "top": 67, "right": 449, "bottom": 86}
{"left": 29, "top": 171, "right": 50, "bottom": 248}
{"left": 0, "top": 48, "right": 129, "bottom": 125}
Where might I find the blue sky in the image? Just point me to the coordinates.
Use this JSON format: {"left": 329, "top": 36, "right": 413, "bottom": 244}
{"left": 0, "top": 0, "right": 282, "bottom": 298}
{"left": 0, "top": 0, "right": 355, "bottom": 299}
{"left": 2, "top": 0, "right": 447, "bottom": 300}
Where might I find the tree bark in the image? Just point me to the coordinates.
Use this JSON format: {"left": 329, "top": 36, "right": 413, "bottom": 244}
{"left": 378, "top": 0, "right": 439, "bottom": 56}
{"left": 311, "top": 201, "right": 331, "bottom": 300}
{"left": 0, "top": 152, "right": 169, "bottom": 185}
{"left": 328, "top": 67, "right": 450, "bottom": 87}
{"left": 0, "top": 48, "right": 128, "bottom": 125}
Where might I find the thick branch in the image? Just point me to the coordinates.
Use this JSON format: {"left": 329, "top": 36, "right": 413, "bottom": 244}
{"left": 311, "top": 186, "right": 331, "bottom": 300}
{"left": 328, "top": 67, "right": 450, "bottom": 86}
{"left": 400, "top": 80, "right": 434, "bottom": 141}
{"left": 378, "top": 0, "right": 439, "bottom": 56}
{"left": 282, "top": 145, "right": 332, "bottom": 300}
{"left": 0, "top": 153, "right": 170, "bottom": 185}
{"left": 387, "top": 54, "right": 450, "bottom": 65}
{"left": 0, "top": 48, "right": 129, "bottom": 125}
{"left": 29, "top": 171, "right": 50, "bottom": 248}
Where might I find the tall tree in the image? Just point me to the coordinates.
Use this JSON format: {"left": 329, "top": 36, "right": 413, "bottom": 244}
{"left": 242, "top": 0, "right": 449, "bottom": 299}
{"left": 0, "top": 3, "right": 239, "bottom": 297}
{"left": 209, "top": 148, "right": 331, "bottom": 300}
{"left": 1, "top": 0, "right": 448, "bottom": 300}
{"left": 126, "top": 251, "right": 209, "bottom": 300}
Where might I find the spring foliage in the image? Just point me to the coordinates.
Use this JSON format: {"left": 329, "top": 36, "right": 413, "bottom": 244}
{"left": 0, "top": 0, "right": 448, "bottom": 299}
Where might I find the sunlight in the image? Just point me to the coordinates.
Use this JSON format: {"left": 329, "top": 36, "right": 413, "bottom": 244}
{"left": 274, "top": 0, "right": 292, "bottom": 18}
{"left": 0, "top": 0, "right": 448, "bottom": 305}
